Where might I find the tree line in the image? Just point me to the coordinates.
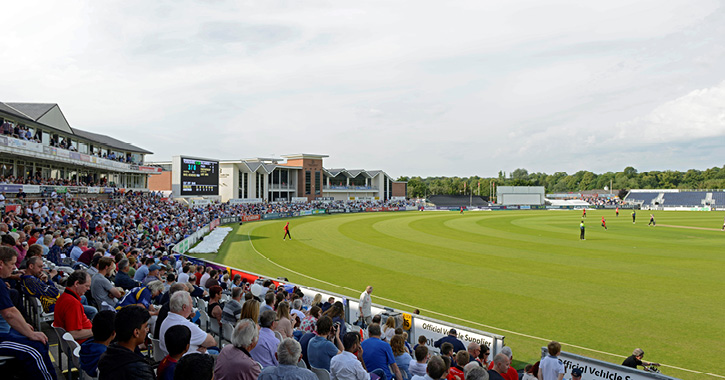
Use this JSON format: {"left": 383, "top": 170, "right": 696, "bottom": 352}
{"left": 397, "top": 165, "right": 725, "bottom": 199}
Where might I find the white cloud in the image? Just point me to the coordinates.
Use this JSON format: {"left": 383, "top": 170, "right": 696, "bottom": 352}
{"left": 1, "top": 0, "right": 725, "bottom": 177}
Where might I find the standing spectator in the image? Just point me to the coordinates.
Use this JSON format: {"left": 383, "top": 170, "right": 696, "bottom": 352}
{"left": 0, "top": 246, "right": 56, "bottom": 380}
{"left": 258, "top": 338, "right": 316, "bottom": 380}
{"left": 157, "top": 325, "right": 191, "bottom": 380}
{"left": 214, "top": 318, "right": 262, "bottom": 380}
{"left": 359, "top": 285, "right": 373, "bottom": 326}
{"left": 80, "top": 310, "right": 116, "bottom": 377}
{"left": 361, "top": 323, "right": 403, "bottom": 380}
{"left": 97, "top": 305, "right": 155, "bottom": 380}
{"left": 434, "top": 329, "right": 466, "bottom": 354}
{"left": 538, "top": 341, "right": 564, "bottom": 380}
{"left": 250, "top": 309, "right": 281, "bottom": 368}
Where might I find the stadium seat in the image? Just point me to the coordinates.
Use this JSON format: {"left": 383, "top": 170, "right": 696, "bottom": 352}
{"left": 62, "top": 332, "right": 85, "bottom": 379}
{"left": 297, "top": 358, "right": 307, "bottom": 369}
{"left": 148, "top": 333, "right": 166, "bottom": 362}
{"left": 198, "top": 309, "right": 210, "bottom": 333}
{"left": 311, "top": 366, "right": 331, "bottom": 380}
{"left": 221, "top": 322, "right": 234, "bottom": 346}
{"left": 52, "top": 326, "right": 67, "bottom": 374}
{"left": 28, "top": 296, "right": 54, "bottom": 332}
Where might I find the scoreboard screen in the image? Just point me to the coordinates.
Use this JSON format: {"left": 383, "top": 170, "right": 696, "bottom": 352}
{"left": 180, "top": 157, "right": 219, "bottom": 196}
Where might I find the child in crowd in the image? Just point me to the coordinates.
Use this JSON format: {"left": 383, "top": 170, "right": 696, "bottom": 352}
{"left": 410, "top": 345, "right": 429, "bottom": 377}
{"left": 157, "top": 325, "right": 191, "bottom": 380}
{"left": 522, "top": 363, "right": 537, "bottom": 380}
{"left": 80, "top": 310, "right": 116, "bottom": 377}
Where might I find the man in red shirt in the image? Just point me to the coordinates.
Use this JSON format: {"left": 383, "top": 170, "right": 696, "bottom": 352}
{"left": 487, "top": 346, "right": 518, "bottom": 380}
{"left": 283, "top": 222, "right": 291, "bottom": 241}
{"left": 54, "top": 270, "right": 93, "bottom": 342}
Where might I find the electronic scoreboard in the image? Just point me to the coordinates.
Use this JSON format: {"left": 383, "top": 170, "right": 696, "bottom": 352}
{"left": 179, "top": 157, "right": 219, "bottom": 196}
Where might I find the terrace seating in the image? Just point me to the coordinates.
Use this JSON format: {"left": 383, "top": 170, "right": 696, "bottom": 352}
{"left": 428, "top": 195, "right": 488, "bottom": 207}
{"left": 711, "top": 192, "right": 725, "bottom": 205}
{"left": 661, "top": 192, "right": 707, "bottom": 206}
{"left": 625, "top": 192, "right": 659, "bottom": 205}
{"left": 311, "top": 366, "right": 331, "bottom": 380}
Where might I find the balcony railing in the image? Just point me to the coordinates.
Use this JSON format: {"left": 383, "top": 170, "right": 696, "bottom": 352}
{"left": 323, "top": 185, "right": 378, "bottom": 191}
{"left": 0, "top": 135, "right": 159, "bottom": 174}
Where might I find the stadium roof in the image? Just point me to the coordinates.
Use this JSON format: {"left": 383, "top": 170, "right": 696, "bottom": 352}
{"left": 0, "top": 101, "right": 152, "bottom": 154}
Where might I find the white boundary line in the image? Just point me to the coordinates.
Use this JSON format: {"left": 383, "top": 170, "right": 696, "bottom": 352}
{"left": 245, "top": 224, "right": 716, "bottom": 378}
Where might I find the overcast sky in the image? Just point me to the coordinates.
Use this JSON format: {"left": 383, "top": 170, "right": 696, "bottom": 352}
{"left": 3, "top": 0, "right": 725, "bottom": 178}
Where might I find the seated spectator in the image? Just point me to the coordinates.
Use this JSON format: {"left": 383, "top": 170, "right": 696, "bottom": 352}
{"left": 308, "top": 315, "right": 343, "bottom": 371}
{"left": 260, "top": 291, "right": 275, "bottom": 314}
{"left": 92, "top": 257, "right": 123, "bottom": 309}
{"left": 240, "top": 298, "right": 260, "bottom": 324}
{"left": 97, "top": 305, "right": 155, "bottom": 380}
{"left": 159, "top": 291, "right": 216, "bottom": 356}
{"left": 204, "top": 269, "right": 219, "bottom": 288}
{"left": 214, "top": 318, "right": 262, "bottom": 380}
{"left": 142, "top": 264, "right": 161, "bottom": 285}
{"left": 464, "top": 366, "right": 489, "bottom": 380}
{"left": 249, "top": 309, "right": 281, "bottom": 368}
{"left": 0, "top": 246, "right": 57, "bottom": 380}
{"left": 521, "top": 364, "right": 536, "bottom": 380}
{"left": 154, "top": 282, "right": 189, "bottom": 339}
{"left": 410, "top": 345, "right": 429, "bottom": 377}
{"left": 221, "top": 287, "right": 244, "bottom": 324}
{"left": 274, "top": 301, "right": 294, "bottom": 339}
{"left": 133, "top": 257, "right": 153, "bottom": 282}
{"left": 80, "top": 310, "right": 116, "bottom": 377}
{"left": 158, "top": 325, "right": 191, "bottom": 380}
{"left": 208, "top": 285, "right": 223, "bottom": 326}
{"left": 54, "top": 270, "right": 94, "bottom": 342}
{"left": 114, "top": 259, "right": 139, "bottom": 290}
{"left": 392, "top": 334, "right": 414, "bottom": 379}
{"left": 323, "top": 301, "right": 347, "bottom": 338}
{"left": 411, "top": 355, "right": 447, "bottom": 380}
{"left": 21, "top": 255, "right": 60, "bottom": 312}
{"left": 362, "top": 323, "right": 403, "bottom": 380}
{"left": 174, "top": 353, "right": 215, "bottom": 380}
{"left": 177, "top": 265, "right": 191, "bottom": 285}
{"left": 382, "top": 316, "right": 396, "bottom": 342}
{"left": 290, "top": 298, "right": 305, "bottom": 323}
{"left": 300, "top": 305, "right": 321, "bottom": 334}
{"left": 258, "top": 338, "right": 317, "bottom": 380}
{"left": 331, "top": 331, "right": 385, "bottom": 380}
{"left": 115, "top": 280, "right": 164, "bottom": 315}
{"left": 487, "top": 354, "right": 511, "bottom": 380}
{"left": 448, "top": 351, "right": 469, "bottom": 380}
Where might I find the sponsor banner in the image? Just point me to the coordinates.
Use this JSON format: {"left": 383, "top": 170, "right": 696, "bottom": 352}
{"left": 391, "top": 196, "right": 406, "bottom": 200}
{"left": 291, "top": 197, "right": 308, "bottom": 203}
{"left": 315, "top": 197, "right": 334, "bottom": 201}
{"left": 413, "top": 318, "right": 503, "bottom": 357}
{"left": 69, "top": 152, "right": 81, "bottom": 160}
{"left": 0, "top": 136, "right": 7, "bottom": 146}
{"left": 299, "top": 288, "right": 344, "bottom": 310}
{"left": 543, "top": 349, "right": 678, "bottom": 380}
{"left": 210, "top": 218, "right": 220, "bottom": 230}
{"left": 80, "top": 154, "right": 90, "bottom": 162}
{"left": 300, "top": 210, "right": 313, "bottom": 216}
{"left": 5, "top": 205, "right": 21, "bottom": 214}
{"left": 6, "top": 137, "right": 43, "bottom": 153}
{"left": 263, "top": 213, "right": 281, "bottom": 220}
{"left": 279, "top": 212, "right": 294, "bottom": 218}
{"left": 189, "top": 199, "right": 211, "bottom": 207}
{"left": 328, "top": 209, "right": 346, "bottom": 214}
{"left": 22, "top": 185, "right": 41, "bottom": 193}
{"left": 103, "top": 187, "right": 114, "bottom": 193}
{"left": 229, "top": 198, "right": 264, "bottom": 204}
{"left": 292, "top": 211, "right": 300, "bottom": 217}
{"left": 405, "top": 206, "right": 418, "bottom": 211}
{"left": 0, "top": 184, "right": 23, "bottom": 193}
{"left": 87, "top": 187, "right": 101, "bottom": 194}
{"left": 349, "top": 208, "right": 364, "bottom": 213}
{"left": 240, "top": 214, "right": 261, "bottom": 222}
{"left": 520, "top": 205, "right": 531, "bottom": 210}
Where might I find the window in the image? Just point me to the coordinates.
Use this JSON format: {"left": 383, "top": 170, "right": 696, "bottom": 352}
{"left": 315, "top": 171, "right": 321, "bottom": 195}
{"left": 305, "top": 171, "right": 311, "bottom": 194}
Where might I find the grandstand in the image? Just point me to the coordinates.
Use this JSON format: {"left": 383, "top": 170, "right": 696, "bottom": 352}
{"left": 428, "top": 194, "right": 488, "bottom": 207}
{"left": 661, "top": 191, "right": 707, "bottom": 207}
{"left": 0, "top": 101, "right": 160, "bottom": 189}
{"left": 626, "top": 190, "right": 714, "bottom": 207}
{"left": 625, "top": 191, "right": 660, "bottom": 205}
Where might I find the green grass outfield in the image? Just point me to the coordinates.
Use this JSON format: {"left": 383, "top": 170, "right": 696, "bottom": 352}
{"left": 190, "top": 210, "right": 725, "bottom": 379}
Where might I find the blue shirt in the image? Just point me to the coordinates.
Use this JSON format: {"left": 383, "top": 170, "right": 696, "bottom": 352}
{"left": 115, "top": 286, "right": 152, "bottom": 310}
{"left": 250, "top": 327, "right": 280, "bottom": 368}
{"left": 80, "top": 340, "right": 107, "bottom": 377}
{"left": 0, "top": 278, "right": 13, "bottom": 334}
{"left": 361, "top": 337, "right": 396, "bottom": 379}
{"left": 307, "top": 335, "right": 338, "bottom": 371}
{"left": 134, "top": 265, "right": 149, "bottom": 282}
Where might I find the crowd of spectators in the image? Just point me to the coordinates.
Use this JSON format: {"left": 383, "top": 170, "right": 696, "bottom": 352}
{"left": 581, "top": 195, "right": 623, "bottom": 206}
{"left": 0, "top": 175, "right": 111, "bottom": 188}
{"left": 1, "top": 121, "right": 42, "bottom": 143}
